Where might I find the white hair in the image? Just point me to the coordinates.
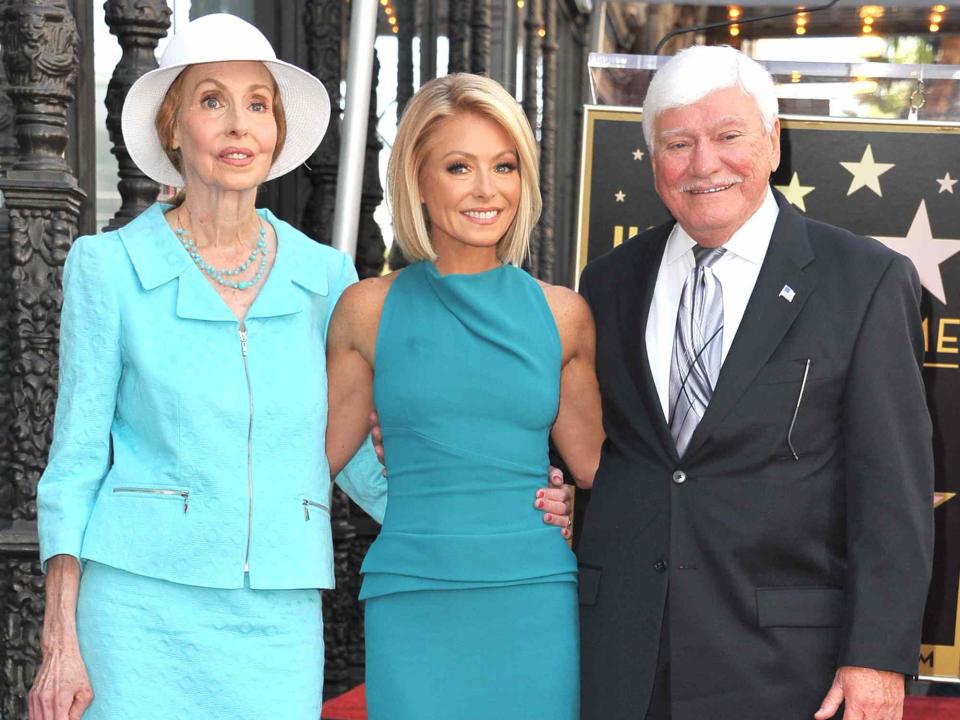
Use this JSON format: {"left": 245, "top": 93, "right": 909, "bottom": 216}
{"left": 642, "top": 45, "right": 779, "bottom": 154}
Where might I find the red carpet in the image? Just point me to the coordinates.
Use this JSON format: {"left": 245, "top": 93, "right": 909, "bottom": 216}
{"left": 321, "top": 685, "right": 366, "bottom": 720}
{"left": 903, "top": 696, "right": 960, "bottom": 719}
{"left": 321, "top": 686, "right": 958, "bottom": 720}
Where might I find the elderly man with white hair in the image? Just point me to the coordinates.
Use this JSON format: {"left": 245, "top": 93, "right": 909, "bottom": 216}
{"left": 576, "top": 45, "right": 933, "bottom": 720}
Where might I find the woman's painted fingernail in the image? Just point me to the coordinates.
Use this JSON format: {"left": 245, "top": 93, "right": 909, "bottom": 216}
{"left": 537, "top": 489, "right": 544, "bottom": 498}
{"left": 544, "top": 514, "right": 553, "bottom": 522}
{"left": 536, "top": 499, "right": 544, "bottom": 508}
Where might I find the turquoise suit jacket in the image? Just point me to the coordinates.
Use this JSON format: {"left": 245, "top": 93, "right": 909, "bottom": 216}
{"left": 37, "top": 202, "right": 386, "bottom": 590}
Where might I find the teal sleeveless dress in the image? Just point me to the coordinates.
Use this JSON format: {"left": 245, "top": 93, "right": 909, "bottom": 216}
{"left": 361, "top": 260, "right": 579, "bottom": 719}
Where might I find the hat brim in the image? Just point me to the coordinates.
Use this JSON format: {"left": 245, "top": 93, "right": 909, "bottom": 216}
{"left": 121, "top": 59, "right": 330, "bottom": 188}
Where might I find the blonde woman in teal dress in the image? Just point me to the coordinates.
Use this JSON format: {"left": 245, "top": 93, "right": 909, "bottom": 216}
{"left": 326, "top": 74, "right": 605, "bottom": 719}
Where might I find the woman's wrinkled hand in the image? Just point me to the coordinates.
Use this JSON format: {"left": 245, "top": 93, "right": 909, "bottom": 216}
{"left": 29, "top": 639, "right": 94, "bottom": 720}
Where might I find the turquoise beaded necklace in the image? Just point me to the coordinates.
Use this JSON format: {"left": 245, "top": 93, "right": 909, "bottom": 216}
{"left": 176, "top": 214, "right": 268, "bottom": 291}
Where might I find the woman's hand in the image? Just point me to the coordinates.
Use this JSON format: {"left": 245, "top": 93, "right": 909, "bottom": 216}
{"left": 536, "top": 467, "right": 575, "bottom": 539}
{"left": 29, "top": 555, "right": 93, "bottom": 720}
{"left": 29, "top": 641, "right": 93, "bottom": 720}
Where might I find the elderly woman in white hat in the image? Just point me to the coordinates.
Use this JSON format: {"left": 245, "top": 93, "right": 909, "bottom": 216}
{"left": 27, "top": 14, "right": 389, "bottom": 720}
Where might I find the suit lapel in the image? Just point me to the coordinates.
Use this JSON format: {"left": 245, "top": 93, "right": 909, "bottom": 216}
{"left": 682, "top": 196, "right": 818, "bottom": 462}
{"left": 617, "top": 225, "right": 680, "bottom": 465}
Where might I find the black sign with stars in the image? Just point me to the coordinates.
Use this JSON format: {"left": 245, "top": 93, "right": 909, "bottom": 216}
{"left": 576, "top": 106, "right": 960, "bottom": 679}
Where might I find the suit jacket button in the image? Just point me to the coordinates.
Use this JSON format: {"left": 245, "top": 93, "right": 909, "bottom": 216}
{"left": 672, "top": 470, "right": 687, "bottom": 485}
{"left": 654, "top": 558, "right": 668, "bottom": 573}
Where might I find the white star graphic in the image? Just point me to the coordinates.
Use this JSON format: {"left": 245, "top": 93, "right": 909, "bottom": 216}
{"left": 632, "top": 149, "right": 644, "bottom": 161}
{"left": 840, "top": 144, "right": 895, "bottom": 197}
{"left": 614, "top": 190, "right": 626, "bottom": 202}
{"left": 936, "top": 172, "right": 957, "bottom": 194}
{"left": 873, "top": 200, "right": 960, "bottom": 304}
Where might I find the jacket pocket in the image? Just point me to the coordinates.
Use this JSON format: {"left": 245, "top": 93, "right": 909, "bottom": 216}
{"left": 756, "top": 586, "right": 843, "bottom": 628}
{"left": 302, "top": 499, "right": 330, "bottom": 521}
{"left": 578, "top": 564, "right": 602, "bottom": 606}
{"left": 754, "top": 359, "right": 834, "bottom": 385}
{"left": 112, "top": 486, "right": 190, "bottom": 513}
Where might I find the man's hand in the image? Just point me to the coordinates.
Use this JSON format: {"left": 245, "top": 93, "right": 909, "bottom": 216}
{"left": 535, "top": 467, "right": 574, "bottom": 539}
{"left": 814, "top": 666, "right": 904, "bottom": 720}
{"left": 370, "top": 411, "right": 386, "bottom": 472}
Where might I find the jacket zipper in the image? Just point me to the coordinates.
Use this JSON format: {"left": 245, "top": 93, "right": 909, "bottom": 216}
{"left": 113, "top": 486, "right": 189, "bottom": 514}
{"left": 302, "top": 499, "right": 330, "bottom": 521}
{"left": 240, "top": 323, "right": 254, "bottom": 571}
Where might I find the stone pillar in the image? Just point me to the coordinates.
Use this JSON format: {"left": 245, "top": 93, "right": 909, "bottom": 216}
{"left": 302, "top": 0, "right": 343, "bottom": 246}
{"left": 3, "top": 1, "right": 80, "bottom": 174}
{"left": 0, "top": 3, "right": 85, "bottom": 716}
{"left": 448, "top": 0, "right": 470, "bottom": 73}
{"left": 321, "top": 487, "right": 356, "bottom": 698}
{"left": 536, "top": 0, "right": 557, "bottom": 282}
{"left": 0, "top": 527, "right": 46, "bottom": 720}
{"left": 396, "top": 0, "right": 415, "bottom": 120}
{"left": 0, "top": 61, "right": 19, "bottom": 172}
{"left": 0, "top": 58, "right": 16, "bottom": 530}
{"left": 470, "top": 0, "right": 492, "bottom": 75}
{"left": 102, "top": 0, "right": 171, "bottom": 231}
{"left": 355, "top": 50, "right": 385, "bottom": 279}
{"left": 523, "top": 0, "right": 543, "bottom": 274}
{"left": 420, "top": 0, "right": 440, "bottom": 82}
{"left": 523, "top": 0, "right": 543, "bottom": 130}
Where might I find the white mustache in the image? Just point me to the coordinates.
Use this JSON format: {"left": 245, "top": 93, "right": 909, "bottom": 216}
{"left": 677, "top": 177, "right": 743, "bottom": 193}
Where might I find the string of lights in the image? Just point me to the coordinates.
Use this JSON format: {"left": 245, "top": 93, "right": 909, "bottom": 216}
{"left": 723, "top": 3, "right": 950, "bottom": 39}
{"left": 380, "top": 0, "right": 399, "bottom": 35}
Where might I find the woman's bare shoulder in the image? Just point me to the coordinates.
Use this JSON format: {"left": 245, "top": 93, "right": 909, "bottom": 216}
{"left": 330, "top": 270, "right": 406, "bottom": 356}
{"left": 337, "top": 270, "right": 403, "bottom": 316}
{"left": 537, "top": 280, "right": 593, "bottom": 333}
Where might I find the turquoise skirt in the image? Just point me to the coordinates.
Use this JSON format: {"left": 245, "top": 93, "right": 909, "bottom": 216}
{"left": 76, "top": 561, "right": 324, "bottom": 720}
{"left": 364, "top": 581, "right": 579, "bottom": 720}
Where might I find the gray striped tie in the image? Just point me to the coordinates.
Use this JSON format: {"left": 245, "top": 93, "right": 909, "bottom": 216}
{"left": 669, "top": 245, "right": 726, "bottom": 456}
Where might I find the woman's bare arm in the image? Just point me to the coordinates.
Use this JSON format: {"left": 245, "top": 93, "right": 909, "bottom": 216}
{"left": 326, "top": 278, "right": 390, "bottom": 478}
{"left": 545, "top": 285, "right": 604, "bottom": 489}
{"left": 29, "top": 554, "right": 94, "bottom": 720}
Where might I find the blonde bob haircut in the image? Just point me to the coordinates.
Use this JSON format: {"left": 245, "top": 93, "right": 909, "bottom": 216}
{"left": 387, "top": 73, "right": 541, "bottom": 266}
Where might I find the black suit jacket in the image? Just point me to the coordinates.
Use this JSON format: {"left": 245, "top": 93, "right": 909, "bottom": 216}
{"left": 577, "top": 193, "right": 934, "bottom": 720}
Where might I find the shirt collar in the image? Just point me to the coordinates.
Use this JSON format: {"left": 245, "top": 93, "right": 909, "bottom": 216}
{"left": 117, "top": 202, "right": 330, "bottom": 322}
{"left": 665, "top": 186, "right": 779, "bottom": 266}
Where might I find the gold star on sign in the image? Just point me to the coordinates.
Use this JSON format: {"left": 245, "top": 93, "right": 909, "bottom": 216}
{"left": 614, "top": 190, "right": 626, "bottom": 202}
{"left": 934, "top": 492, "right": 956, "bottom": 510}
{"left": 774, "top": 172, "right": 815, "bottom": 212}
{"left": 936, "top": 172, "right": 957, "bottom": 194}
{"left": 840, "top": 144, "right": 894, "bottom": 197}
{"left": 632, "top": 149, "right": 644, "bottom": 161}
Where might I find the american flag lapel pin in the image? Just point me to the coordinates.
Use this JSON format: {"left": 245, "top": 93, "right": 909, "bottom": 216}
{"left": 779, "top": 285, "right": 796, "bottom": 303}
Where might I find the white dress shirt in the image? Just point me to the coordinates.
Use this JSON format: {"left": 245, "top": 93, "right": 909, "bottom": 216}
{"left": 646, "top": 188, "right": 780, "bottom": 420}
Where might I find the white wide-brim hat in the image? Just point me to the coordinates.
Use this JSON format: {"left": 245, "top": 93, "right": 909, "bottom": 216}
{"left": 121, "top": 13, "right": 330, "bottom": 188}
